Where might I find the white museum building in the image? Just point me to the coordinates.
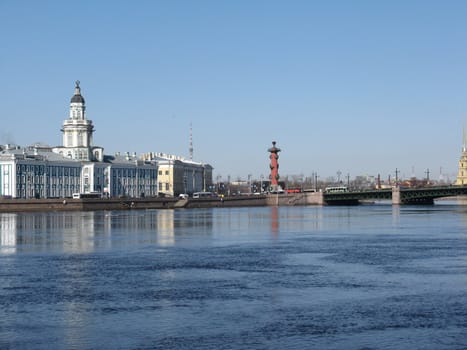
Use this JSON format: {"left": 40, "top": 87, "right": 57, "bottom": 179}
{"left": 0, "top": 82, "right": 159, "bottom": 199}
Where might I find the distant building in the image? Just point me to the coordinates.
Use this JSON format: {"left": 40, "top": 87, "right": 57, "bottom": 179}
{"left": 143, "top": 152, "right": 213, "bottom": 196}
{"left": 0, "top": 82, "right": 158, "bottom": 199}
{"left": 455, "top": 128, "right": 467, "bottom": 185}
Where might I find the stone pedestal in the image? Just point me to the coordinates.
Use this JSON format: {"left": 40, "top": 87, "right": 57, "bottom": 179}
{"left": 392, "top": 186, "right": 401, "bottom": 205}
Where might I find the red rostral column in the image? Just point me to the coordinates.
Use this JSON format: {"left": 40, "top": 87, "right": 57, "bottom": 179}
{"left": 268, "top": 141, "right": 281, "bottom": 191}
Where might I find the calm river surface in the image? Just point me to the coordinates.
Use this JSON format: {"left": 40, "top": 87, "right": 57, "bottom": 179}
{"left": 1, "top": 203, "right": 466, "bottom": 349}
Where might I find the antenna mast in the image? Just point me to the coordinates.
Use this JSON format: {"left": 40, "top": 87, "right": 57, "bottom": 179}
{"left": 189, "top": 123, "right": 194, "bottom": 160}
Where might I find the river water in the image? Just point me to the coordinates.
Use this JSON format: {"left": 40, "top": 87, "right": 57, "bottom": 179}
{"left": 0, "top": 203, "right": 466, "bottom": 349}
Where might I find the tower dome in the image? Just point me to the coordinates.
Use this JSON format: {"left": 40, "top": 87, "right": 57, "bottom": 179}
{"left": 70, "top": 80, "right": 85, "bottom": 103}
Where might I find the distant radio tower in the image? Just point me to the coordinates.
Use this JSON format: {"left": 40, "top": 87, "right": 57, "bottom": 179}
{"left": 189, "top": 123, "right": 194, "bottom": 160}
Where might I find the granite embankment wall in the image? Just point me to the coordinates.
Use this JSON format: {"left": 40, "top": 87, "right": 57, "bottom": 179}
{"left": 0, "top": 192, "right": 323, "bottom": 213}
{"left": 184, "top": 192, "right": 324, "bottom": 208}
{"left": 184, "top": 195, "right": 267, "bottom": 208}
{"left": 265, "top": 192, "right": 324, "bottom": 206}
{"left": 0, "top": 197, "right": 178, "bottom": 213}
{"left": 185, "top": 192, "right": 324, "bottom": 208}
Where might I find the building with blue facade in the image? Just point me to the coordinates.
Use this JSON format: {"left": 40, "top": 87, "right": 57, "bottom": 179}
{"left": 0, "top": 82, "right": 158, "bottom": 199}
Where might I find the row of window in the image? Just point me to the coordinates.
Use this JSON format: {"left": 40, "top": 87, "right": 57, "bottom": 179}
{"left": 14, "top": 165, "right": 156, "bottom": 179}
{"left": 16, "top": 164, "right": 81, "bottom": 177}
{"left": 114, "top": 168, "right": 157, "bottom": 178}
{"left": 16, "top": 185, "right": 81, "bottom": 198}
{"left": 17, "top": 175, "right": 79, "bottom": 185}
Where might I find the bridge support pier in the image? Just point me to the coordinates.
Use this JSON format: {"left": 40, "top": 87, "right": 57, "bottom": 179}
{"left": 392, "top": 186, "right": 436, "bottom": 205}
{"left": 392, "top": 186, "right": 401, "bottom": 205}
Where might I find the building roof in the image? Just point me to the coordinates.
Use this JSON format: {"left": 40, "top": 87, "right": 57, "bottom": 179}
{"left": 0, "top": 145, "right": 81, "bottom": 164}
{"left": 103, "top": 153, "right": 156, "bottom": 167}
{"left": 143, "top": 151, "right": 212, "bottom": 168}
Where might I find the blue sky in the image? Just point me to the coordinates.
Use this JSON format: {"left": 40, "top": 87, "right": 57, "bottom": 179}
{"left": 1, "top": 0, "right": 466, "bottom": 182}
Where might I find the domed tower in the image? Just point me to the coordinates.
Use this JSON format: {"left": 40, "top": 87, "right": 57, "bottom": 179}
{"left": 268, "top": 141, "right": 281, "bottom": 191}
{"left": 54, "top": 81, "right": 103, "bottom": 161}
{"left": 69, "top": 80, "right": 86, "bottom": 119}
{"left": 455, "top": 127, "right": 467, "bottom": 185}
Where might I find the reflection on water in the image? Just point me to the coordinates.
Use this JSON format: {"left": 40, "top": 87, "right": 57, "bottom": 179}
{"left": 271, "top": 206, "right": 279, "bottom": 234}
{"left": 1, "top": 205, "right": 466, "bottom": 349}
{"left": 0, "top": 210, "right": 208, "bottom": 253}
{"left": 392, "top": 205, "right": 401, "bottom": 227}
{"left": 1, "top": 204, "right": 466, "bottom": 255}
{"left": 0, "top": 214, "right": 16, "bottom": 254}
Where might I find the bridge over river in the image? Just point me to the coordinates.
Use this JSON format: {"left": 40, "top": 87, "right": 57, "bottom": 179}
{"left": 323, "top": 185, "right": 467, "bottom": 205}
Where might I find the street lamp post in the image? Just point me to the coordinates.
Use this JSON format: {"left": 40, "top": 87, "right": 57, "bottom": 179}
{"left": 313, "top": 172, "right": 319, "bottom": 191}
{"left": 216, "top": 175, "right": 221, "bottom": 193}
